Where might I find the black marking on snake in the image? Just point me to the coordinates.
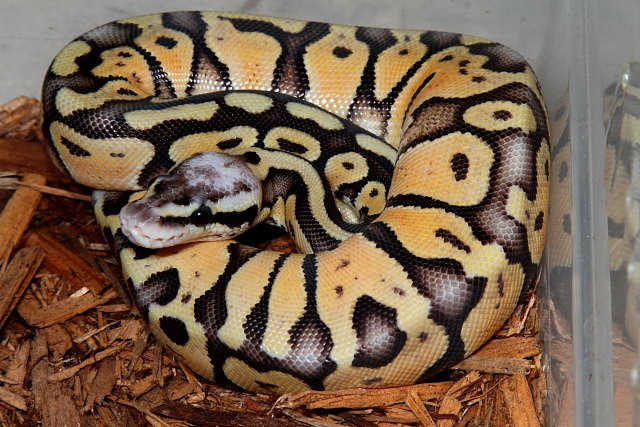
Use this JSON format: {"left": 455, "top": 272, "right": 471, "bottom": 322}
{"left": 346, "top": 27, "right": 399, "bottom": 136}
{"left": 161, "top": 205, "right": 259, "bottom": 229}
{"left": 77, "top": 17, "right": 176, "bottom": 99}
{"left": 161, "top": 12, "right": 233, "bottom": 95}
{"left": 117, "top": 88, "right": 138, "bottom": 96}
{"left": 194, "top": 243, "right": 261, "bottom": 383}
{"left": 493, "top": 110, "right": 513, "bottom": 121}
{"left": 342, "top": 161, "right": 354, "bottom": 170}
{"left": 400, "top": 82, "right": 547, "bottom": 157}
{"left": 534, "top": 212, "right": 544, "bottom": 231}
{"left": 81, "top": 21, "right": 143, "bottom": 51}
{"left": 220, "top": 16, "right": 330, "bottom": 97}
{"left": 277, "top": 137, "right": 308, "bottom": 154}
{"left": 337, "top": 259, "right": 350, "bottom": 269}
{"left": 261, "top": 255, "right": 337, "bottom": 388}
{"left": 399, "top": 48, "right": 409, "bottom": 55}
{"left": 52, "top": 90, "right": 393, "bottom": 191}
{"left": 392, "top": 287, "right": 405, "bottom": 296}
{"left": 212, "top": 205, "right": 259, "bottom": 228}
{"left": 352, "top": 295, "right": 407, "bottom": 368}
{"left": 41, "top": 23, "right": 143, "bottom": 138}
{"left": 481, "top": 130, "right": 541, "bottom": 263}
{"left": 361, "top": 221, "right": 486, "bottom": 377}
{"left": 403, "top": 72, "right": 436, "bottom": 127}
{"left": 172, "top": 196, "right": 191, "bottom": 206}
{"left": 468, "top": 43, "right": 528, "bottom": 74}
{"left": 77, "top": 22, "right": 175, "bottom": 97}
{"left": 387, "top": 190, "right": 534, "bottom": 274}
{"left": 60, "top": 137, "right": 91, "bottom": 157}
{"left": 129, "top": 44, "right": 177, "bottom": 99}
{"left": 497, "top": 273, "right": 505, "bottom": 298}
{"left": 435, "top": 228, "right": 471, "bottom": 253}
{"left": 334, "top": 179, "right": 379, "bottom": 218}
{"left": 242, "top": 150, "right": 261, "bottom": 165}
{"left": 155, "top": 36, "right": 178, "bottom": 49}
{"left": 545, "top": 160, "right": 550, "bottom": 179}
{"left": 111, "top": 229, "right": 158, "bottom": 260}
{"left": 217, "top": 138, "right": 242, "bottom": 149}
{"left": 98, "top": 191, "right": 131, "bottom": 216}
{"left": 451, "top": 152, "right": 469, "bottom": 181}
{"left": 159, "top": 315, "right": 189, "bottom": 346}
{"left": 332, "top": 46, "right": 352, "bottom": 58}
{"left": 286, "top": 255, "right": 337, "bottom": 386}
{"left": 134, "top": 268, "right": 181, "bottom": 314}
{"left": 217, "top": 254, "right": 336, "bottom": 390}
{"left": 423, "top": 31, "right": 464, "bottom": 54}
{"left": 397, "top": 95, "right": 545, "bottom": 283}
{"left": 243, "top": 254, "right": 288, "bottom": 346}
{"left": 362, "top": 377, "right": 383, "bottom": 385}
{"left": 260, "top": 167, "right": 360, "bottom": 252}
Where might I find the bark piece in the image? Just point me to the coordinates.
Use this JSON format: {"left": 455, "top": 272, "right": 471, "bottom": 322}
{"left": 0, "top": 173, "right": 45, "bottom": 262}
{"left": 24, "top": 229, "right": 107, "bottom": 294}
{"left": 277, "top": 381, "right": 454, "bottom": 410}
{"left": 501, "top": 373, "right": 541, "bottom": 427}
{"left": 0, "top": 246, "right": 45, "bottom": 330}
{"left": 31, "top": 329, "right": 82, "bottom": 426}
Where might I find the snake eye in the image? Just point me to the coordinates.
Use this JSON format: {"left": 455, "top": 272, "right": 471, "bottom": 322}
{"left": 189, "top": 205, "right": 215, "bottom": 226}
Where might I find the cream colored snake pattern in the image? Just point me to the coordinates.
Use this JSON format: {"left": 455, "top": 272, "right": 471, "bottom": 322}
{"left": 42, "top": 11, "right": 549, "bottom": 393}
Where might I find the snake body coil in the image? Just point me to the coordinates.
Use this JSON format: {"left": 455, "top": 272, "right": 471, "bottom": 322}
{"left": 42, "top": 11, "right": 549, "bottom": 394}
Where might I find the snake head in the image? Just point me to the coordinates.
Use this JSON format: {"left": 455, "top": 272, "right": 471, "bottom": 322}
{"left": 120, "top": 151, "right": 262, "bottom": 249}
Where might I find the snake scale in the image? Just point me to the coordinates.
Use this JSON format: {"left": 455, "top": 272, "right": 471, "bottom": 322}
{"left": 41, "top": 11, "right": 549, "bottom": 394}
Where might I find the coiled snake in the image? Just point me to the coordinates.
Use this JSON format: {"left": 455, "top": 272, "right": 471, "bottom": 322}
{"left": 42, "top": 11, "right": 549, "bottom": 394}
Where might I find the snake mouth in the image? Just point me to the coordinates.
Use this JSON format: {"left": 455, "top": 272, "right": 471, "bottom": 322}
{"left": 119, "top": 203, "right": 189, "bottom": 249}
{"left": 120, "top": 218, "right": 188, "bottom": 249}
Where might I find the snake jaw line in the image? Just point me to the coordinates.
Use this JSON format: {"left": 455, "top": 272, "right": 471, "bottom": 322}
{"left": 121, "top": 218, "right": 187, "bottom": 249}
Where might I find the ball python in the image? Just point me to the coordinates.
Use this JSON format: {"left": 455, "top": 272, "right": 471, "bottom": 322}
{"left": 41, "top": 11, "right": 549, "bottom": 394}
